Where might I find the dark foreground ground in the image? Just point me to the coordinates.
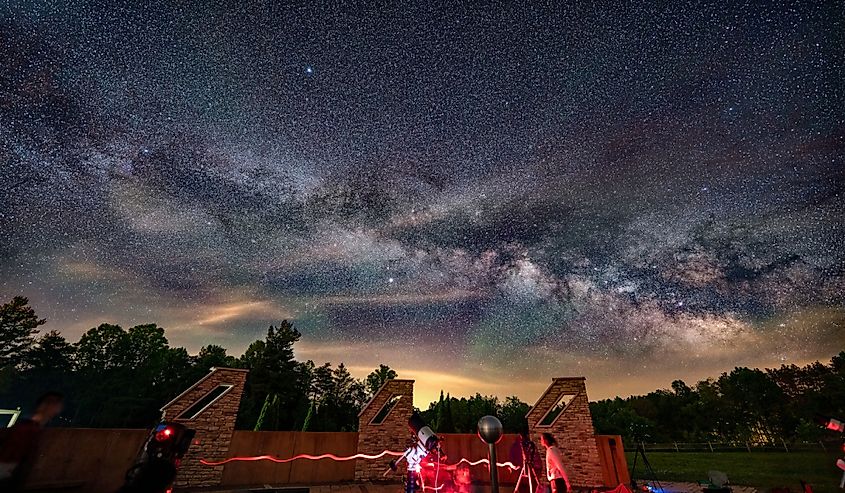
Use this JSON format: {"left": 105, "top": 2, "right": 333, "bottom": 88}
{"left": 626, "top": 451, "right": 843, "bottom": 493}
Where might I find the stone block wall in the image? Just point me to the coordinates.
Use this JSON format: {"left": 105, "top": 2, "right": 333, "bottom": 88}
{"left": 354, "top": 379, "right": 414, "bottom": 481}
{"left": 161, "top": 367, "right": 249, "bottom": 488}
{"left": 526, "top": 377, "right": 604, "bottom": 488}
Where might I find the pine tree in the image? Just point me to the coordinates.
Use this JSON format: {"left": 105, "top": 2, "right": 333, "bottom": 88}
{"left": 301, "top": 399, "right": 314, "bottom": 431}
{"left": 433, "top": 390, "right": 445, "bottom": 430}
{"left": 440, "top": 393, "right": 455, "bottom": 432}
{"left": 254, "top": 393, "right": 280, "bottom": 431}
{"left": 0, "top": 296, "right": 45, "bottom": 368}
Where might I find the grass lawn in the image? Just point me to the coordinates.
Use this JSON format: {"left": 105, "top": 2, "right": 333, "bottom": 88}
{"left": 625, "top": 451, "right": 843, "bottom": 493}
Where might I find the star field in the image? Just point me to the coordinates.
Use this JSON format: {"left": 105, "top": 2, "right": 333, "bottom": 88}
{"left": 1, "top": 1, "right": 843, "bottom": 404}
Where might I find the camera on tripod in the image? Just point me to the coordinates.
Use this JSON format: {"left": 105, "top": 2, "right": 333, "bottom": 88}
{"left": 118, "top": 422, "right": 196, "bottom": 493}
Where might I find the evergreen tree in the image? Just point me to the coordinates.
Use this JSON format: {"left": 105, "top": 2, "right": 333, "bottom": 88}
{"left": 0, "top": 296, "right": 45, "bottom": 368}
{"left": 432, "top": 390, "right": 445, "bottom": 430}
{"left": 255, "top": 393, "right": 280, "bottom": 431}
{"left": 366, "top": 364, "right": 397, "bottom": 396}
{"left": 439, "top": 393, "right": 455, "bottom": 432}
{"left": 499, "top": 395, "right": 529, "bottom": 432}
{"left": 301, "top": 400, "right": 315, "bottom": 431}
{"left": 237, "top": 321, "right": 310, "bottom": 430}
{"left": 22, "top": 330, "right": 75, "bottom": 372}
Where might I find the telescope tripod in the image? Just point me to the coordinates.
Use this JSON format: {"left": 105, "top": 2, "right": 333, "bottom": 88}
{"left": 514, "top": 461, "right": 540, "bottom": 493}
{"left": 630, "top": 442, "right": 663, "bottom": 492}
{"left": 514, "top": 444, "right": 540, "bottom": 493}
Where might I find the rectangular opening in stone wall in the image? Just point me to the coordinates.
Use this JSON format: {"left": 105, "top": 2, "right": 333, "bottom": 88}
{"left": 176, "top": 384, "right": 233, "bottom": 420}
{"left": 0, "top": 409, "right": 21, "bottom": 427}
{"left": 370, "top": 394, "right": 403, "bottom": 424}
{"left": 537, "top": 393, "right": 577, "bottom": 427}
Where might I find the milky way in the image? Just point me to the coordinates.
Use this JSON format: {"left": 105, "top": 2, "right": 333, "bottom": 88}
{"left": 1, "top": 1, "right": 843, "bottom": 405}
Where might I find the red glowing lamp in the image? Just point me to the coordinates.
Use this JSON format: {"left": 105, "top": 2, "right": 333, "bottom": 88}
{"left": 155, "top": 426, "right": 174, "bottom": 442}
{"left": 826, "top": 418, "right": 844, "bottom": 433}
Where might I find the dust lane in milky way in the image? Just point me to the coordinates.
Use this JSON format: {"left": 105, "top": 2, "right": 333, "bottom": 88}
{"left": 1, "top": 1, "right": 843, "bottom": 405}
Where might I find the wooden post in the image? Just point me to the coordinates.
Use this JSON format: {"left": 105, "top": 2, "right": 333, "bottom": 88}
{"left": 781, "top": 438, "right": 789, "bottom": 453}
{"left": 707, "top": 442, "right": 713, "bottom": 452}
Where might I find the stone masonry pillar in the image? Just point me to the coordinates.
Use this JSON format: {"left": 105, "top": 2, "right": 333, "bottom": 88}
{"left": 526, "top": 377, "right": 604, "bottom": 488}
{"left": 160, "top": 367, "right": 249, "bottom": 488}
{"left": 354, "top": 379, "right": 415, "bottom": 481}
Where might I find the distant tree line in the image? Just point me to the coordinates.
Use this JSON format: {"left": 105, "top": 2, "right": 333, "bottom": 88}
{"left": 590, "top": 354, "right": 845, "bottom": 445}
{"left": 419, "top": 392, "right": 531, "bottom": 434}
{"left": 3, "top": 296, "right": 843, "bottom": 441}
{"left": 0, "top": 296, "right": 396, "bottom": 431}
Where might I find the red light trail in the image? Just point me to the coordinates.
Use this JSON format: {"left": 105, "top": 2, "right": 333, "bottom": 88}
{"left": 199, "top": 449, "right": 405, "bottom": 466}
{"left": 201, "top": 451, "right": 521, "bottom": 470}
{"left": 200, "top": 448, "right": 519, "bottom": 493}
{"left": 422, "top": 457, "right": 519, "bottom": 471}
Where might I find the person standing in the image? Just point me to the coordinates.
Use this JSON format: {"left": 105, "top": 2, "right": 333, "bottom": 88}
{"left": 0, "top": 392, "right": 64, "bottom": 492}
{"left": 540, "top": 432, "right": 571, "bottom": 493}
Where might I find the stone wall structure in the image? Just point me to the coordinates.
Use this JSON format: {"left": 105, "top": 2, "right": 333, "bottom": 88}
{"left": 160, "top": 367, "right": 249, "bottom": 488}
{"left": 354, "top": 379, "right": 415, "bottom": 481}
{"left": 526, "top": 377, "right": 604, "bottom": 487}
{"left": 152, "top": 372, "right": 610, "bottom": 488}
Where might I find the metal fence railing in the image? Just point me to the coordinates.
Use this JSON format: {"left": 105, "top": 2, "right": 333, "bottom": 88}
{"left": 628, "top": 440, "right": 840, "bottom": 453}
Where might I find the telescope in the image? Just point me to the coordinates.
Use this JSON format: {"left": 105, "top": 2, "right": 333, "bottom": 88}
{"left": 385, "top": 412, "right": 441, "bottom": 493}
{"left": 388, "top": 412, "right": 441, "bottom": 471}
{"left": 408, "top": 412, "right": 440, "bottom": 452}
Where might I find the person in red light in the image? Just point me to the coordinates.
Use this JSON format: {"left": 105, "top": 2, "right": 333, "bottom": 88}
{"left": 540, "top": 433, "right": 571, "bottom": 493}
{"left": 419, "top": 452, "right": 450, "bottom": 490}
{"left": 0, "top": 391, "right": 64, "bottom": 492}
{"left": 452, "top": 462, "right": 472, "bottom": 493}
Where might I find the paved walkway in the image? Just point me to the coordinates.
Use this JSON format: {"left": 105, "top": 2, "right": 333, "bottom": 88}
{"left": 641, "top": 481, "right": 756, "bottom": 493}
{"left": 191, "top": 482, "right": 759, "bottom": 493}
{"left": 304, "top": 485, "right": 396, "bottom": 493}
{"left": 190, "top": 483, "right": 401, "bottom": 493}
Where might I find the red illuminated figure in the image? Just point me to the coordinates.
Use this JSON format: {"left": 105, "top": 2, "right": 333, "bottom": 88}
{"left": 453, "top": 463, "right": 472, "bottom": 493}
{"left": 837, "top": 458, "right": 845, "bottom": 488}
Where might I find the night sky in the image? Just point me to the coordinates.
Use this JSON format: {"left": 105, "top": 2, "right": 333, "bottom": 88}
{"left": 2, "top": 1, "right": 843, "bottom": 406}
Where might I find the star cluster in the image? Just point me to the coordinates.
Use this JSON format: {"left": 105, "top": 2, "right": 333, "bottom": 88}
{"left": 1, "top": 1, "right": 843, "bottom": 404}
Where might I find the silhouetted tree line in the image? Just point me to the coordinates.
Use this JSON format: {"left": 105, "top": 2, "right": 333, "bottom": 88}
{"left": 419, "top": 392, "right": 531, "bottom": 434}
{"left": 3, "top": 296, "right": 843, "bottom": 441}
{"left": 590, "top": 354, "right": 845, "bottom": 445}
{"left": 0, "top": 297, "right": 396, "bottom": 431}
